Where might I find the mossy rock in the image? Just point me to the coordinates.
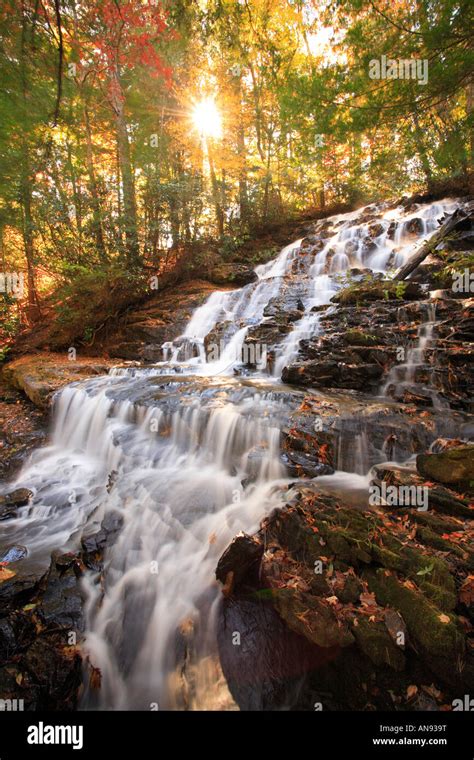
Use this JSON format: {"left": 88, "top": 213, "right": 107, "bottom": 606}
{"left": 337, "top": 574, "right": 364, "bottom": 603}
{"left": 417, "top": 446, "right": 474, "bottom": 494}
{"left": 428, "top": 487, "right": 472, "bottom": 518}
{"left": 416, "top": 525, "right": 472, "bottom": 563}
{"left": 332, "top": 280, "right": 422, "bottom": 306}
{"left": 352, "top": 617, "right": 405, "bottom": 671}
{"left": 343, "top": 330, "right": 379, "bottom": 347}
{"left": 416, "top": 580, "right": 457, "bottom": 612}
{"left": 324, "top": 525, "right": 372, "bottom": 564}
{"left": 271, "top": 588, "right": 354, "bottom": 648}
{"left": 365, "top": 569, "right": 465, "bottom": 666}
{"left": 372, "top": 531, "right": 454, "bottom": 583}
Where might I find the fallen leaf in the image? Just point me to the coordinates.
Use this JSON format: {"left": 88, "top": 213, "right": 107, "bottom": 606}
{"left": 0, "top": 567, "right": 15, "bottom": 582}
{"left": 359, "top": 591, "right": 377, "bottom": 607}
{"left": 459, "top": 576, "right": 474, "bottom": 607}
{"left": 407, "top": 684, "right": 418, "bottom": 699}
{"left": 421, "top": 684, "right": 442, "bottom": 701}
{"left": 438, "top": 613, "right": 450, "bottom": 624}
{"left": 89, "top": 666, "right": 102, "bottom": 690}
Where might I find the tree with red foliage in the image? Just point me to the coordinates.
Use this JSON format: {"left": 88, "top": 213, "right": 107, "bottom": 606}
{"left": 75, "top": 0, "right": 172, "bottom": 267}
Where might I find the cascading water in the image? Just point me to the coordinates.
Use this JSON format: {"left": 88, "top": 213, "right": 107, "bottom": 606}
{"left": 381, "top": 302, "right": 449, "bottom": 409}
{"left": 0, "top": 196, "right": 464, "bottom": 710}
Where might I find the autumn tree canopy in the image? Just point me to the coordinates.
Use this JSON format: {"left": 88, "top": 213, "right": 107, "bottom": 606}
{"left": 0, "top": 0, "right": 471, "bottom": 336}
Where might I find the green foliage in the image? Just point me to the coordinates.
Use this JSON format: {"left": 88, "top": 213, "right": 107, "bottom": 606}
{"left": 50, "top": 264, "right": 148, "bottom": 348}
{"left": 395, "top": 281, "right": 407, "bottom": 300}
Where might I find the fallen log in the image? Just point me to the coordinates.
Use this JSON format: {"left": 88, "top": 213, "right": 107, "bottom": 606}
{"left": 395, "top": 207, "right": 468, "bottom": 281}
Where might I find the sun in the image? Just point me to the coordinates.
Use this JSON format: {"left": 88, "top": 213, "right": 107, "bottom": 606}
{"left": 192, "top": 98, "right": 222, "bottom": 139}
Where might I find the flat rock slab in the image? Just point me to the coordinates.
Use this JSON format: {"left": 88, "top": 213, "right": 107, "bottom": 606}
{"left": 2, "top": 354, "right": 118, "bottom": 408}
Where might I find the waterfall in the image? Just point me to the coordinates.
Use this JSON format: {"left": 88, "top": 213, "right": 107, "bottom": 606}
{"left": 0, "top": 196, "right": 463, "bottom": 710}
{"left": 381, "top": 301, "right": 449, "bottom": 408}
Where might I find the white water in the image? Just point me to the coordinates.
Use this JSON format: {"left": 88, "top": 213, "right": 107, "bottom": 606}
{"left": 0, "top": 197, "right": 462, "bottom": 710}
{"left": 381, "top": 301, "right": 449, "bottom": 408}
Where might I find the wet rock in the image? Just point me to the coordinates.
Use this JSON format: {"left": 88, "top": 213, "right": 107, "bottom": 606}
{"left": 0, "top": 611, "right": 38, "bottom": 666}
{"left": 405, "top": 217, "right": 424, "bottom": 235}
{"left": 0, "top": 618, "right": 17, "bottom": 663}
{"left": 0, "top": 488, "right": 33, "bottom": 520}
{"left": 0, "top": 567, "right": 46, "bottom": 610}
{"left": 0, "top": 546, "right": 28, "bottom": 564}
{"left": 283, "top": 450, "right": 334, "bottom": 478}
{"left": 111, "top": 341, "right": 147, "bottom": 361}
{"left": 430, "top": 437, "right": 465, "bottom": 453}
{"left": 243, "top": 321, "right": 293, "bottom": 366}
{"left": 22, "top": 634, "right": 82, "bottom": 710}
{"left": 371, "top": 462, "right": 472, "bottom": 518}
{"left": 216, "top": 533, "right": 264, "bottom": 590}
{"left": 37, "top": 552, "right": 84, "bottom": 631}
{"left": 417, "top": 445, "right": 474, "bottom": 493}
{"left": 368, "top": 222, "right": 385, "bottom": 238}
{"left": 0, "top": 488, "right": 33, "bottom": 507}
{"left": 168, "top": 336, "right": 200, "bottom": 362}
{"left": 0, "top": 664, "right": 42, "bottom": 710}
{"left": 204, "top": 321, "right": 231, "bottom": 354}
{"left": 263, "top": 295, "right": 305, "bottom": 319}
{"left": 282, "top": 359, "right": 383, "bottom": 391}
{"left": 81, "top": 511, "right": 124, "bottom": 571}
{"left": 217, "top": 596, "right": 338, "bottom": 710}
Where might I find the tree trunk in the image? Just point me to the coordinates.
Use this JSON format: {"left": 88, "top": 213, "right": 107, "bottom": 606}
{"left": 83, "top": 101, "right": 107, "bottom": 260}
{"left": 20, "top": 142, "right": 40, "bottom": 317}
{"left": 395, "top": 208, "right": 467, "bottom": 281}
{"left": 412, "top": 110, "right": 434, "bottom": 191}
{"left": 234, "top": 75, "right": 249, "bottom": 226}
{"left": 466, "top": 76, "right": 474, "bottom": 194}
{"left": 20, "top": 3, "right": 39, "bottom": 319}
{"left": 208, "top": 145, "right": 224, "bottom": 238}
{"left": 109, "top": 66, "right": 140, "bottom": 267}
